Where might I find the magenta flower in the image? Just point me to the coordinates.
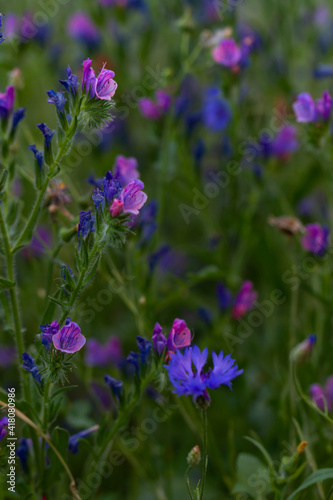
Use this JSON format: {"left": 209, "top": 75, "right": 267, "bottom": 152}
{"left": 155, "top": 90, "right": 172, "bottom": 113}
{"left": 301, "top": 223, "right": 329, "bottom": 256}
{"left": 232, "top": 281, "right": 257, "bottom": 319}
{"left": 114, "top": 155, "right": 139, "bottom": 186}
{"left": 292, "top": 93, "right": 317, "bottom": 122}
{"left": 310, "top": 375, "right": 333, "bottom": 412}
{"left": 52, "top": 321, "right": 86, "bottom": 353}
{"left": 212, "top": 38, "right": 242, "bottom": 67}
{"left": 94, "top": 63, "right": 117, "bottom": 101}
{"left": 0, "top": 85, "right": 15, "bottom": 121}
{"left": 110, "top": 179, "right": 147, "bottom": 216}
{"left": 138, "top": 97, "right": 162, "bottom": 120}
{"left": 316, "top": 91, "right": 332, "bottom": 121}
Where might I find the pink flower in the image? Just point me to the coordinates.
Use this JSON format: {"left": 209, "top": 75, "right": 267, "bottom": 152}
{"left": 212, "top": 38, "right": 241, "bottom": 67}
{"left": 94, "top": 64, "right": 117, "bottom": 100}
{"left": 114, "top": 155, "right": 139, "bottom": 186}
{"left": 0, "top": 86, "right": 15, "bottom": 120}
{"left": 155, "top": 90, "right": 172, "bottom": 112}
{"left": 232, "top": 281, "right": 257, "bottom": 319}
{"left": 138, "top": 97, "right": 162, "bottom": 120}
{"left": 110, "top": 198, "right": 124, "bottom": 216}
{"left": 167, "top": 319, "right": 192, "bottom": 354}
{"left": 53, "top": 321, "right": 86, "bottom": 353}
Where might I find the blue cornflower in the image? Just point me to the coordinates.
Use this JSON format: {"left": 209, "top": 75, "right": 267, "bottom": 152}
{"left": 59, "top": 66, "right": 78, "bottom": 95}
{"left": 78, "top": 210, "right": 95, "bottom": 247}
{"left": 202, "top": 87, "right": 231, "bottom": 132}
{"left": 22, "top": 353, "right": 42, "bottom": 385}
{"left": 164, "top": 345, "right": 243, "bottom": 402}
{"left": 36, "top": 123, "right": 55, "bottom": 151}
{"left": 28, "top": 145, "right": 44, "bottom": 170}
{"left": 47, "top": 89, "right": 67, "bottom": 112}
{"left": 137, "top": 336, "right": 152, "bottom": 364}
{"left": 92, "top": 188, "right": 105, "bottom": 211}
{"left": 68, "top": 426, "right": 97, "bottom": 454}
{"left": 102, "top": 171, "right": 122, "bottom": 205}
{"left": 104, "top": 375, "right": 123, "bottom": 400}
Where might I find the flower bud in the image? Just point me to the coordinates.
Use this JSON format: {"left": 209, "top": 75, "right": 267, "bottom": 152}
{"left": 187, "top": 445, "right": 201, "bottom": 467}
{"left": 290, "top": 334, "right": 316, "bottom": 364}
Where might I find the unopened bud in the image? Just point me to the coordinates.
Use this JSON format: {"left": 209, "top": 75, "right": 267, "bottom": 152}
{"left": 187, "top": 445, "right": 201, "bottom": 467}
{"left": 297, "top": 441, "right": 307, "bottom": 454}
{"left": 290, "top": 334, "right": 316, "bottom": 364}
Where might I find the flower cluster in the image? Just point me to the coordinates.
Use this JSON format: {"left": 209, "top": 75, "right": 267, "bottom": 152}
{"left": 293, "top": 91, "right": 332, "bottom": 123}
{"left": 164, "top": 345, "right": 243, "bottom": 403}
{"left": 152, "top": 319, "right": 192, "bottom": 360}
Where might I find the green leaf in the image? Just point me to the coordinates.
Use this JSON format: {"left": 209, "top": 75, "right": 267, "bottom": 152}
{"left": 244, "top": 436, "right": 275, "bottom": 473}
{"left": 41, "top": 291, "right": 60, "bottom": 324}
{"left": 232, "top": 453, "right": 273, "bottom": 499}
{"left": 51, "top": 385, "right": 78, "bottom": 401}
{"left": 47, "top": 295, "right": 69, "bottom": 310}
{"left": 286, "top": 469, "right": 333, "bottom": 500}
{"left": 0, "top": 277, "right": 16, "bottom": 289}
{"left": 83, "top": 255, "right": 101, "bottom": 287}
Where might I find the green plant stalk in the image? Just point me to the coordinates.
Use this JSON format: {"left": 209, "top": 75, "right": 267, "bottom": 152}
{"left": 200, "top": 409, "right": 208, "bottom": 500}
{"left": 185, "top": 466, "right": 194, "bottom": 500}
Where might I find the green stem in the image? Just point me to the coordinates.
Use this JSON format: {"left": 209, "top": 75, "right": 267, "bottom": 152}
{"left": 185, "top": 466, "right": 194, "bottom": 500}
{"left": 200, "top": 409, "right": 208, "bottom": 500}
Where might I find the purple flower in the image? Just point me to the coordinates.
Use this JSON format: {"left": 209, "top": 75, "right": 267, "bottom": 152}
{"left": 67, "top": 12, "right": 101, "bottom": 48}
{"left": 232, "top": 281, "right": 257, "bottom": 319}
{"left": 0, "top": 416, "right": 8, "bottom": 441}
{"left": 0, "top": 13, "right": 4, "bottom": 44}
{"left": 102, "top": 170, "right": 122, "bottom": 204}
{"left": 292, "top": 93, "right": 317, "bottom": 122}
{"left": 212, "top": 38, "right": 241, "bottom": 67}
{"left": 155, "top": 89, "right": 172, "bottom": 112}
{"left": 85, "top": 336, "right": 122, "bottom": 366}
{"left": 138, "top": 98, "right": 162, "bottom": 120}
{"left": 94, "top": 64, "right": 117, "bottom": 101}
{"left": 0, "top": 344, "right": 16, "bottom": 368}
{"left": 166, "top": 319, "right": 192, "bottom": 356}
{"left": 202, "top": 87, "right": 231, "bottom": 132}
{"left": 36, "top": 123, "right": 55, "bottom": 150}
{"left": 152, "top": 322, "right": 167, "bottom": 355}
{"left": 0, "top": 86, "right": 15, "bottom": 121}
{"left": 40, "top": 320, "right": 59, "bottom": 350}
{"left": 59, "top": 66, "right": 78, "bottom": 95}
{"left": 310, "top": 375, "right": 333, "bottom": 412}
{"left": 92, "top": 188, "right": 105, "bottom": 210}
{"left": 28, "top": 145, "right": 44, "bottom": 170}
{"left": 47, "top": 90, "right": 66, "bottom": 112}
{"left": 302, "top": 223, "right": 329, "bottom": 256}
{"left": 82, "top": 58, "right": 96, "bottom": 97}
{"left": 16, "top": 438, "right": 30, "bottom": 472}
{"left": 137, "top": 336, "right": 152, "bottom": 364}
{"left": 52, "top": 321, "right": 86, "bottom": 353}
{"left": 22, "top": 225, "right": 51, "bottom": 259}
{"left": 22, "top": 353, "right": 41, "bottom": 385}
{"left": 271, "top": 125, "right": 299, "bottom": 158}
{"left": 104, "top": 375, "right": 123, "bottom": 399}
{"left": 164, "top": 345, "right": 243, "bottom": 402}
{"left": 316, "top": 91, "right": 332, "bottom": 121}
{"left": 110, "top": 179, "right": 148, "bottom": 216}
{"left": 78, "top": 210, "right": 95, "bottom": 246}
{"left": 216, "top": 282, "right": 233, "bottom": 311}
{"left": 114, "top": 155, "right": 139, "bottom": 186}
{"left": 68, "top": 426, "right": 98, "bottom": 454}
{"left": 11, "top": 108, "right": 26, "bottom": 135}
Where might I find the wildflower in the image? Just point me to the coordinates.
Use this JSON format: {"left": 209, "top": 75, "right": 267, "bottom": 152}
{"left": 155, "top": 89, "right": 172, "bottom": 112}
{"left": 212, "top": 38, "right": 241, "bottom": 67}
{"left": 187, "top": 445, "right": 201, "bottom": 467}
{"left": 167, "top": 319, "right": 192, "bottom": 355}
{"left": 0, "top": 344, "right": 16, "bottom": 368}
{"left": 316, "top": 91, "right": 332, "bottom": 121}
{"left": 67, "top": 12, "right": 100, "bottom": 48}
{"left": 0, "top": 86, "right": 15, "bottom": 121}
{"left": 0, "top": 416, "right": 8, "bottom": 441}
{"left": 216, "top": 282, "right": 233, "bottom": 311}
{"left": 47, "top": 89, "right": 67, "bottom": 112}
{"left": 301, "top": 223, "right": 329, "bottom": 256}
{"left": 82, "top": 58, "right": 96, "bottom": 97}
{"left": 202, "top": 87, "right": 231, "bottom": 132}
{"left": 309, "top": 375, "right": 333, "bottom": 412}
{"left": 292, "top": 93, "right": 317, "bottom": 122}
{"left": 138, "top": 97, "right": 162, "bottom": 120}
{"left": 22, "top": 353, "right": 42, "bottom": 385}
{"left": 110, "top": 179, "right": 148, "bottom": 216}
{"left": 103, "top": 170, "right": 122, "bottom": 205}
{"left": 164, "top": 345, "right": 243, "bottom": 402}
{"left": 268, "top": 216, "right": 305, "bottom": 236}
{"left": 40, "top": 320, "right": 60, "bottom": 350}
{"left": 78, "top": 210, "right": 95, "bottom": 246}
{"left": 11, "top": 108, "right": 26, "bottom": 135}
{"left": 82, "top": 58, "right": 117, "bottom": 101}
{"left": 52, "top": 321, "right": 86, "bottom": 353}
{"left": 28, "top": 145, "right": 44, "bottom": 170}
{"left": 114, "top": 155, "right": 139, "bottom": 186}
{"left": 271, "top": 125, "right": 299, "bottom": 158}
{"left": 36, "top": 122, "right": 55, "bottom": 151}
{"left": 59, "top": 66, "right": 78, "bottom": 95}
{"left": 290, "top": 334, "right": 316, "bottom": 363}
{"left": 85, "top": 337, "right": 122, "bottom": 366}
{"left": 232, "top": 281, "right": 257, "bottom": 319}
{"left": 137, "top": 336, "right": 152, "bottom": 364}
{"left": 104, "top": 375, "right": 123, "bottom": 399}
{"left": 0, "top": 13, "right": 4, "bottom": 44}
{"left": 68, "top": 426, "right": 98, "bottom": 454}
{"left": 92, "top": 188, "right": 105, "bottom": 211}
{"left": 152, "top": 322, "right": 167, "bottom": 355}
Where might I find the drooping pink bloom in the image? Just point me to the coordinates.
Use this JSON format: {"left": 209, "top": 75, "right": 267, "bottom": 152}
{"left": 114, "top": 155, "right": 139, "bottom": 186}
{"left": 110, "top": 198, "right": 124, "bottom": 216}
{"left": 53, "top": 321, "right": 86, "bottom": 353}
{"left": 212, "top": 38, "right": 242, "bottom": 67}
{"left": 232, "top": 281, "right": 257, "bottom": 319}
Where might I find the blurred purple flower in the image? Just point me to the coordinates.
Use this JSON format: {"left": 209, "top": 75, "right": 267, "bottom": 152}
{"left": 22, "top": 225, "right": 51, "bottom": 259}
{"left": 216, "top": 282, "right": 233, "bottom": 311}
{"left": 271, "top": 125, "right": 299, "bottom": 158}
{"left": 114, "top": 155, "right": 139, "bottom": 186}
{"left": 232, "top": 281, "right": 257, "bottom": 319}
{"left": 310, "top": 375, "right": 333, "bottom": 412}
{"left": 316, "top": 91, "right": 332, "bottom": 120}
{"left": 293, "top": 93, "right": 317, "bottom": 122}
{"left": 212, "top": 38, "right": 241, "bottom": 67}
{"left": 85, "top": 336, "right": 122, "bottom": 366}
{"left": 138, "top": 97, "right": 162, "bottom": 120}
{"left": 301, "top": 223, "right": 329, "bottom": 256}
{"left": 0, "top": 85, "right": 15, "bottom": 121}
{"left": 0, "top": 416, "right": 8, "bottom": 441}
{"left": 202, "top": 87, "right": 231, "bottom": 132}
{"left": 67, "top": 12, "right": 101, "bottom": 48}
{"left": 0, "top": 345, "right": 16, "bottom": 368}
